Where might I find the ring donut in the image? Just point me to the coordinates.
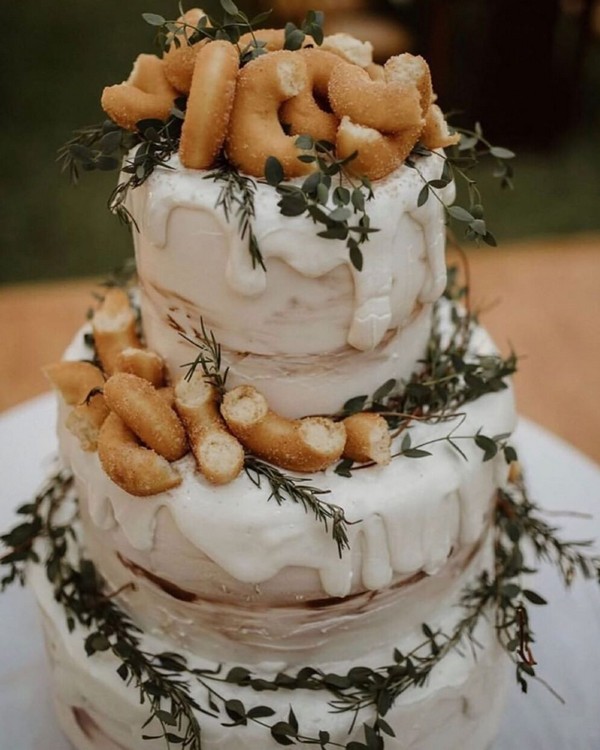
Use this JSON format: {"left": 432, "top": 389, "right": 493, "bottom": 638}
{"left": 421, "top": 104, "right": 461, "bottom": 150}
{"left": 280, "top": 49, "right": 343, "bottom": 144}
{"left": 237, "top": 28, "right": 314, "bottom": 53}
{"left": 322, "top": 33, "right": 374, "bottom": 69}
{"left": 328, "top": 61, "right": 423, "bottom": 134}
{"left": 175, "top": 374, "right": 244, "bottom": 485}
{"left": 343, "top": 413, "right": 391, "bottom": 465}
{"left": 98, "top": 413, "right": 182, "bottom": 497}
{"left": 179, "top": 40, "right": 240, "bottom": 170}
{"left": 103, "top": 373, "right": 188, "bottom": 462}
{"left": 92, "top": 289, "right": 141, "bottom": 376}
{"left": 226, "top": 51, "right": 313, "bottom": 179}
{"left": 384, "top": 54, "right": 433, "bottom": 117}
{"left": 43, "top": 361, "right": 105, "bottom": 405}
{"left": 163, "top": 8, "right": 208, "bottom": 94}
{"left": 101, "top": 54, "right": 178, "bottom": 131}
{"left": 337, "top": 116, "right": 421, "bottom": 180}
{"left": 221, "top": 386, "right": 346, "bottom": 473}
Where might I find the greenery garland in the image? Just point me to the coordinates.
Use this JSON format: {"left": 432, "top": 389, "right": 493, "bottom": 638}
{"left": 2, "top": 464, "right": 599, "bottom": 750}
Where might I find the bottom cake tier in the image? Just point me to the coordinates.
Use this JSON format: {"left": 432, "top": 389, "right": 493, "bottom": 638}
{"left": 30, "top": 522, "right": 509, "bottom": 750}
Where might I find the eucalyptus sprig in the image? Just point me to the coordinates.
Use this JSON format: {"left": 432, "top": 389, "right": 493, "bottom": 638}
{"left": 265, "top": 137, "right": 378, "bottom": 271}
{"left": 408, "top": 122, "right": 516, "bottom": 247}
{"left": 245, "top": 456, "right": 354, "bottom": 557}
{"left": 144, "top": 2, "right": 324, "bottom": 65}
{"left": 58, "top": 104, "right": 186, "bottom": 226}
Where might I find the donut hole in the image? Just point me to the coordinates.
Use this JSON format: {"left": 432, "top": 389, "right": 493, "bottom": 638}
{"left": 314, "top": 90, "right": 334, "bottom": 115}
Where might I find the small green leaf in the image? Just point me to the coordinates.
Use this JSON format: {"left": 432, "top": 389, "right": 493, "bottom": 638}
{"left": 417, "top": 185, "right": 430, "bottom": 207}
{"left": 343, "top": 395, "right": 368, "bottom": 414}
{"left": 220, "top": 0, "right": 240, "bottom": 15}
{"left": 402, "top": 448, "right": 432, "bottom": 459}
{"left": 295, "top": 134, "right": 314, "bottom": 150}
{"left": 448, "top": 205, "right": 475, "bottom": 222}
{"left": 523, "top": 590, "right": 547, "bottom": 606}
{"left": 265, "top": 156, "right": 284, "bottom": 186}
{"left": 349, "top": 243, "right": 364, "bottom": 271}
{"left": 373, "top": 379, "right": 397, "bottom": 403}
{"left": 142, "top": 13, "right": 166, "bottom": 26}
{"left": 490, "top": 146, "right": 516, "bottom": 159}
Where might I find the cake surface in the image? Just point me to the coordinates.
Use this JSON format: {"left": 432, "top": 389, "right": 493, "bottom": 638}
{"left": 32, "top": 6, "right": 521, "bottom": 750}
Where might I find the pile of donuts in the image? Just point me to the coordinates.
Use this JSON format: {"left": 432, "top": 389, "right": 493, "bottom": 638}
{"left": 45, "top": 290, "right": 392, "bottom": 497}
{"left": 101, "top": 8, "right": 459, "bottom": 181}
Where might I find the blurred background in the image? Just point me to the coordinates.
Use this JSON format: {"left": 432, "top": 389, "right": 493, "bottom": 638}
{"left": 0, "top": 0, "right": 599, "bottom": 461}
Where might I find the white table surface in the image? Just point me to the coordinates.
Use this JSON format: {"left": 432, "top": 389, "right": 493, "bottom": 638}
{"left": 1, "top": 394, "right": 599, "bottom": 749}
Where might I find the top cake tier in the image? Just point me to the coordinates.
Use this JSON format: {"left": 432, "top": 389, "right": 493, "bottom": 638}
{"left": 131, "top": 153, "right": 454, "bottom": 417}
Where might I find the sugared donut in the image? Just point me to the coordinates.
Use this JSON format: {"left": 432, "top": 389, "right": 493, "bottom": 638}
{"left": 336, "top": 116, "right": 421, "bottom": 181}
{"left": 421, "top": 104, "right": 461, "bottom": 150}
{"left": 280, "top": 49, "right": 343, "bottom": 144}
{"left": 328, "top": 60, "right": 423, "bottom": 134}
{"left": 385, "top": 53, "right": 433, "bottom": 117}
{"left": 101, "top": 54, "right": 178, "bottom": 131}
{"left": 226, "top": 51, "right": 314, "bottom": 179}
{"left": 322, "top": 33, "right": 374, "bottom": 69}
{"left": 163, "top": 8, "right": 208, "bottom": 94}
{"left": 179, "top": 40, "right": 240, "bottom": 170}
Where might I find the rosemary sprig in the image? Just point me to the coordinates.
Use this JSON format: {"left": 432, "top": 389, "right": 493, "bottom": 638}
{"left": 265, "top": 136, "right": 378, "bottom": 271}
{"left": 205, "top": 158, "right": 265, "bottom": 270}
{"left": 244, "top": 456, "right": 353, "bottom": 557}
{"left": 408, "top": 122, "right": 516, "bottom": 247}
{"left": 179, "top": 318, "right": 230, "bottom": 397}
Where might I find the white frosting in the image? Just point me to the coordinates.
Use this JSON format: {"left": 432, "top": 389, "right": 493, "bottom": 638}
{"left": 30, "top": 541, "right": 510, "bottom": 750}
{"left": 130, "top": 153, "right": 454, "bottom": 417}
{"left": 60, "top": 303, "right": 516, "bottom": 619}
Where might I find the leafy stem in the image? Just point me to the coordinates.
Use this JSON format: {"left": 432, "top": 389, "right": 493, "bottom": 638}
{"left": 265, "top": 136, "right": 377, "bottom": 272}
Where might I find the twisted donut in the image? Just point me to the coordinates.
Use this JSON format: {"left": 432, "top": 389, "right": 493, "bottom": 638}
{"left": 221, "top": 386, "right": 346, "bottom": 473}
{"left": 343, "top": 413, "right": 391, "bottom": 466}
{"left": 92, "top": 289, "right": 141, "bottom": 375}
{"left": 98, "top": 413, "right": 182, "bottom": 497}
{"left": 421, "top": 104, "right": 461, "bottom": 150}
{"left": 101, "top": 54, "right": 178, "bottom": 131}
{"left": 175, "top": 374, "right": 244, "bottom": 485}
{"left": 226, "top": 51, "right": 314, "bottom": 179}
{"left": 280, "top": 49, "right": 343, "bottom": 144}
{"left": 337, "top": 116, "right": 421, "bottom": 180}
{"left": 328, "top": 60, "right": 423, "bottom": 134}
{"left": 179, "top": 40, "right": 240, "bottom": 170}
{"left": 103, "top": 373, "right": 188, "bottom": 462}
{"left": 163, "top": 8, "right": 207, "bottom": 94}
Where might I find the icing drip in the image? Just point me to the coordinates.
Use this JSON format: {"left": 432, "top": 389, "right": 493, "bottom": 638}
{"left": 130, "top": 154, "right": 454, "bottom": 353}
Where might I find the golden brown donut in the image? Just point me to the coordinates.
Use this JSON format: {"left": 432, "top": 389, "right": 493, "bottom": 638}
{"left": 336, "top": 116, "right": 421, "bottom": 180}
{"left": 163, "top": 8, "right": 208, "bottom": 94}
{"left": 221, "top": 386, "right": 346, "bottom": 473}
{"left": 328, "top": 60, "right": 423, "bottom": 134}
{"left": 279, "top": 49, "right": 343, "bottom": 144}
{"left": 421, "top": 104, "right": 461, "bottom": 150}
{"left": 103, "top": 373, "right": 188, "bottom": 462}
{"left": 237, "top": 28, "right": 315, "bottom": 53}
{"left": 175, "top": 374, "right": 244, "bottom": 485}
{"left": 101, "top": 54, "right": 178, "bottom": 131}
{"left": 114, "top": 348, "right": 165, "bottom": 387}
{"left": 322, "top": 33, "right": 374, "bottom": 69}
{"left": 43, "top": 361, "right": 105, "bottom": 405}
{"left": 98, "top": 413, "right": 182, "bottom": 497}
{"left": 92, "top": 289, "right": 141, "bottom": 376}
{"left": 179, "top": 40, "right": 240, "bottom": 170}
{"left": 343, "top": 413, "right": 391, "bottom": 465}
{"left": 385, "top": 53, "right": 433, "bottom": 117}
{"left": 226, "top": 51, "right": 314, "bottom": 179}
{"left": 66, "top": 392, "right": 110, "bottom": 453}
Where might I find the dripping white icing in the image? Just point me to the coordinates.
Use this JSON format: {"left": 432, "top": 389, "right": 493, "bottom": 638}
{"left": 129, "top": 153, "right": 454, "bottom": 353}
